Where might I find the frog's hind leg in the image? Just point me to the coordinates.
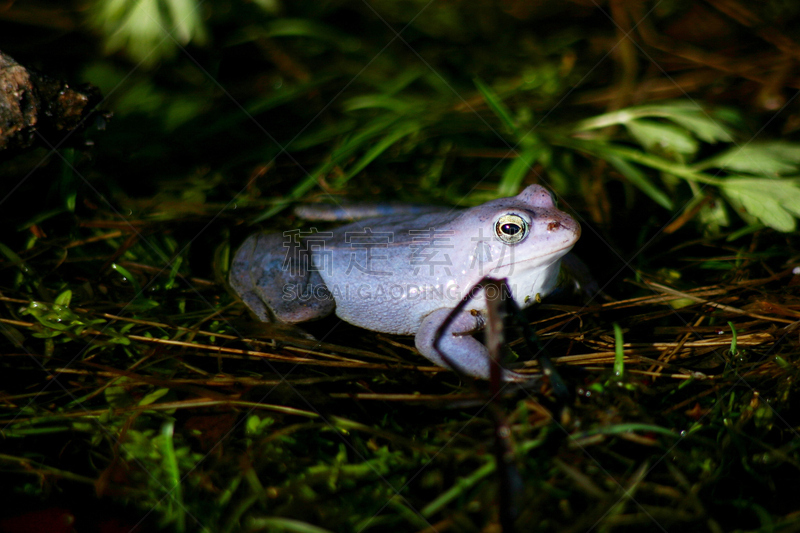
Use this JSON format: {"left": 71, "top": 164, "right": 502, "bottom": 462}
{"left": 230, "top": 232, "right": 335, "bottom": 323}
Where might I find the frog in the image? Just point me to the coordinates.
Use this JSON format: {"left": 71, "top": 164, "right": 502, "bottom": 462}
{"left": 229, "top": 185, "right": 581, "bottom": 381}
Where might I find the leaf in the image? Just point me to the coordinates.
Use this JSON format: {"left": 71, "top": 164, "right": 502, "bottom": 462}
{"left": 613, "top": 323, "right": 624, "bottom": 378}
{"left": 667, "top": 112, "right": 733, "bottom": 144}
{"left": 251, "top": 0, "right": 281, "bottom": 14}
{"left": 251, "top": 115, "right": 401, "bottom": 222}
{"left": 698, "top": 197, "right": 730, "bottom": 234}
{"left": 343, "top": 95, "right": 419, "bottom": 114}
{"left": 574, "top": 101, "right": 735, "bottom": 143}
{"left": 639, "top": 101, "right": 735, "bottom": 143}
{"left": 288, "top": 120, "right": 357, "bottom": 151}
{"left": 246, "top": 518, "right": 335, "bottom": 533}
{"left": 497, "top": 144, "right": 546, "bottom": 197}
{"left": 625, "top": 119, "right": 698, "bottom": 155}
{"left": 474, "top": 78, "right": 520, "bottom": 139}
{"left": 54, "top": 290, "right": 72, "bottom": 307}
{"left": 261, "top": 18, "right": 361, "bottom": 52}
{"left": 726, "top": 223, "right": 762, "bottom": 241}
{"left": 126, "top": 298, "right": 161, "bottom": 312}
{"left": 165, "top": 252, "right": 183, "bottom": 291}
{"left": 339, "top": 121, "right": 422, "bottom": 183}
{"left": 721, "top": 178, "right": 800, "bottom": 232}
{"left": 246, "top": 415, "right": 261, "bottom": 436}
{"left": 139, "top": 388, "right": 171, "bottom": 407}
{"left": 164, "top": 0, "right": 207, "bottom": 45}
{"left": 376, "top": 67, "right": 426, "bottom": 95}
{"left": 105, "top": 381, "right": 133, "bottom": 409}
{"left": 607, "top": 156, "right": 673, "bottom": 210}
{"left": 110, "top": 262, "right": 158, "bottom": 310}
{"left": 0, "top": 241, "right": 33, "bottom": 277}
{"left": 17, "top": 207, "right": 69, "bottom": 231}
{"left": 91, "top": 0, "right": 207, "bottom": 65}
{"left": 699, "top": 141, "right": 800, "bottom": 176}
{"left": 201, "top": 76, "right": 336, "bottom": 137}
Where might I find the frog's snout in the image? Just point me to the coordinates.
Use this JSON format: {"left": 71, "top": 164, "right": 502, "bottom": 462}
{"left": 543, "top": 210, "right": 580, "bottom": 245}
{"left": 568, "top": 217, "right": 581, "bottom": 241}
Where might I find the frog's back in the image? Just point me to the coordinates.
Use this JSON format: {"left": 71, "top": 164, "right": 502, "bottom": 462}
{"left": 315, "top": 211, "right": 467, "bottom": 335}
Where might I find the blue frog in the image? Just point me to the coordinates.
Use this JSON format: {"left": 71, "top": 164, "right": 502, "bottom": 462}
{"left": 230, "top": 185, "right": 580, "bottom": 380}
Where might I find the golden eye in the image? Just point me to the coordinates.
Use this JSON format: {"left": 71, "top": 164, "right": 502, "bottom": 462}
{"left": 495, "top": 213, "right": 528, "bottom": 244}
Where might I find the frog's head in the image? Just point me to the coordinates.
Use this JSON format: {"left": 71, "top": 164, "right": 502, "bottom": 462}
{"left": 459, "top": 184, "right": 580, "bottom": 307}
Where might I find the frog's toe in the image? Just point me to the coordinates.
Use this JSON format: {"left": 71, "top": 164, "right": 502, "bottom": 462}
{"left": 415, "top": 308, "right": 534, "bottom": 381}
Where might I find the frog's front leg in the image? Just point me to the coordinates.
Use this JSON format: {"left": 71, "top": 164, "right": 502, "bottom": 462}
{"left": 415, "top": 308, "right": 530, "bottom": 382}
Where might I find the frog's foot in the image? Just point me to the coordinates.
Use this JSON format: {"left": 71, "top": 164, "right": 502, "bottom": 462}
{"left": 230, "top": 232, "right": 336, "bottom": 323}
{"left": 415, "top": 308, "right": 532, "bottom": 382}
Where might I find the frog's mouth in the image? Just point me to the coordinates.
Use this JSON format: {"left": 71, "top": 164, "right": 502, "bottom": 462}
{"left": 494, "top": 241, "right": 576, "bottom": 270}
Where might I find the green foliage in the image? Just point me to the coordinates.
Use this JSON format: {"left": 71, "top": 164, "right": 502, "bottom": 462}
{"left": 81, "top": 0, "right": 800, "bottom": 234}
{"left": 120, "top": 422, "right": 201, "bottom": 531}
{"left": 700, "top": 140, "right": 800, "bottom": 175}
{"left": 89, "top": 0, "right": 208, "bottom": 66}
{"left": 19, "top": 296, "right": 131, "bottom": 345}
{"left": 3, "top": 2, "right": 800, "bottom": 533}
{"left": 562, "top": 102, "right": 800, "bottom": 232}
{"left": 721, "top": 177, "right": 800, "bottom": 232}
{"left": 625, "top": 119, "right": 699, "bottom": 156}
{"left": 574, "top": 101, "right": 736, "bottom": 143}
{"left": 605, "top": 155, "right": 674, "bottom": 209}
{"left": 257, "top": 18, "right": 362, "bottom": 52}
{"left": 82, "top": 62, "right": 212, "bottom": 130}
{"left": 110, "top": 263, "right": 160, "bottom": 311}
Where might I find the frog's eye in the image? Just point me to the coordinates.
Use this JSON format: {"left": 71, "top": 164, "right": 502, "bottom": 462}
{"left": 495, "top": 213, "right": 528, "bottom": 244}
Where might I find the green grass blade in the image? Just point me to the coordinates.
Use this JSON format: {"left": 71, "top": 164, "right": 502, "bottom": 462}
{"left": 339, "top": 120, "right": 422, "bottom": 184}
{"left": 160, "top": 421, "right": 185, "bottom": 532}
{"left": 606, "top": 155, "right": 673, "bottom": 210}
{"left": 245, "top": 517, "right": 335, "bottom": 533}
{"left": 498, "top": 145, "right": 542, "bottom": 197}
{"left": 474, "top": 78, "right": 521, "bottom": 139}
{"left": 613, "top": 322, "right": 624, "bottom": 378}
